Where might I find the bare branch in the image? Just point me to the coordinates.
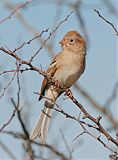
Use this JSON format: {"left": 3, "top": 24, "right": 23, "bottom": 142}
{"left": 30, "top": 11, "right": 74, "bottom": 62}
{"left": 34, "top": 92, "right": 118, "bottom": 155}
{"left": 94, "top": 9, "right": 118, "bottom": 35}
{"left": 0, "top": 100, "right": 19, "bottom": 132}
{"left": 60, "top": 129, "right": 73, "bottom": 159}
{"left": 12, "top": 28, "right": 49, "bottom": 53}
{"left": 74, "top": 83, "right": 118, "bottom": 130}
{"left": 104, "top": 81, "right": 118, "bottom": 108}
{"left": 10, "top": 68, "right": 34, "bottom": 160}
{"left": 0, "top": 0, "right": 33, "bottom": 24}
{"left": 2, "top": 130, "right": 68, "bottom": 160}
{"left": 0, "top": 46, "right": 118, "bottom": 147}
{"left": 65, "top": 89, "right": 118, "bottom": 146}
{"left": 0, "top": 67, "right": 18, "bottom": 99}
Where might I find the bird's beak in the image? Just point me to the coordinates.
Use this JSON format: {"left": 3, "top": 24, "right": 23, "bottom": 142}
{"left": 59, "top": 39, "right": 66, "bottom": 45}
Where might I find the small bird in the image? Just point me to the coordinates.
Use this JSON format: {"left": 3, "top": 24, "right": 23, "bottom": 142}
{"left": 30, "top": 31, "right": 86, "bottom": 144}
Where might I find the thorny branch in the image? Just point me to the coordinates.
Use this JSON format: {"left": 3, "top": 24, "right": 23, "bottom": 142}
{"left": 34, "top": 92, "right": 118, "bottom": 155}
{"left": 10, "top": 67, "right": 34, "bottom": 160}
{"left": 0, "top": 46, "right": 118, "bottom": 148}
{"left": 0, "top": 66, "right": 19, "bottom": 99}
{"left": 0, "top": 64, "right": 21, "bottom": 131}
{"left": 30, "top": 11, "right": 74, "bottom": 62}
{"left": 12, "top": 28, "right": 49, "bottom": 53}
{"left": 74, "top": 84, "right": 118, "bottom": 130}
{"left": 94, "top": 9, "right": 118, "bottom": 35}
{"left": 0, "top": 3, "right": 117, "bottom": 159}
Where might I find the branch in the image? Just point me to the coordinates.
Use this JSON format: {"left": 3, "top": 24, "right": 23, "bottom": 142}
{"left": 12, "top": 28, "right": 49, "bottom": 53}
{"left": 0, "top": 65, "right": 21, "bottom": 131}
{"left": 0, "top": 0, "right": 33, "bottom": 24}
{"left": 104, "top": 81, "right": 118, "bottom": 108}
{"left": 94, "top": 9, "right": 118, "bottom": 35}
{"left": 0, "top": 66, "right": 19, "bottom": 99}
{"left": 0, "top": 104, "right": 19, "bottom": 132}
{"left": 0, "top": 46, "right": 118, "bottom": 147}
{"left": 74, "top": 83, "right": 118, "bottom": 130}
{"left": 2, "top": 130, "right": 68, "bottom": 160}
{"left": 35, "top": 92, "right": 118, "bottom": 155}
{"left": 60, "top": 129, "right": 73, "bottom": 159}
{"left": 30, "top": 11, "right": 74, "bottom": 62}
{"left": 10, "top": 68, "right": 34, "bottom": 160}
{"left": 66, "top": 89, "right": 118, "bottom": 146}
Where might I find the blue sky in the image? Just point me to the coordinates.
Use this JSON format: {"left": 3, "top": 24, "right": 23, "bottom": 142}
{"left": 0, "top": 0, "right": 117, "bottom": 159}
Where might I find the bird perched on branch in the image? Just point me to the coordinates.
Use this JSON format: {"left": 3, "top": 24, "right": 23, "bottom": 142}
{"left": 30, "top": 31, "right": 86, "bottom": 144}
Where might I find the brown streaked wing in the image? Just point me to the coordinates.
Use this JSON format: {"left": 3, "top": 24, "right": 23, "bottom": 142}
{"left": 38, "top": 53, "right": 61, "bottom": 101}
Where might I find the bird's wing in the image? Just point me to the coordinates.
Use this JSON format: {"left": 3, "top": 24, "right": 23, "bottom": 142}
{"left": 39, "top": 53, "right": 61, "bottom": 101}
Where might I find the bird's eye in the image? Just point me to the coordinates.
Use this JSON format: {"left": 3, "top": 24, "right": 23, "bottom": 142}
{"left": 70, "top": 39, "right": 74, "bottom": 43}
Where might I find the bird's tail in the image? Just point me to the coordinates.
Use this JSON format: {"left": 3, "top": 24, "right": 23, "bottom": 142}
{"left": 30, "top": 89, "right": 58, "bottom": 144}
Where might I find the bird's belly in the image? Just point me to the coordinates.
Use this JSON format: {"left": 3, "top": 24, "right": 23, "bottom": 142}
{"left": 61, "top": 69, "right": 80, "bottom": 87}
{"left": 54, "top": 64, "right": 83, "bottom": 88}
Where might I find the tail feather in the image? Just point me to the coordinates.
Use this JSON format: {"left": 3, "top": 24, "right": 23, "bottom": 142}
{"left": 30, "top": 103, "right": 53, "bottom": 143}
{"left": 30, "top": 87, "right": 59, "bottom": 143}
{"left": 40, "top": 106, "right": 53, "bottom": 143}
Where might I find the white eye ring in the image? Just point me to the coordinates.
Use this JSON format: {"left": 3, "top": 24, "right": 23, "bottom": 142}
{"left": 70, "top": 39, "right": 74, "bottom": 43}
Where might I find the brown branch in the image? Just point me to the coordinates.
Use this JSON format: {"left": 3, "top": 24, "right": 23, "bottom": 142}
{"left": 10, "top": 68, "right": 34, "bottom": 160}
{"left": 74, "top": 83, "right": 118, "bottom": 130}
{"left": 0, "top": 65, "right": 21, "bottom": 132}
{"left": 30, "top": 11, "right": 74, "bottom": 62}
{"left": 0, "top": 67, "right": 18, "bottom": 99}
{"left": 34, "top": 92, "right": 117, "bottom": 155}
{"left": 94, "top": 9, "right": 118, "bottom": 35}
{"left": 12, "top": 28, "right": 49, "bottom": 53}
{"left": 2, "top": 130, "right": 68, "bottom": 160}
{"left": 0, "top": 69, "right": 16, "bottom": 76}
{"left": 66, "top": 90, "right": 118, "bottom": 146}
{"left": 0, "top": 46, "right": 118, "bottom": 147}
{"left": 0, "top": 68, "right": 33, "bottom": 76}
{"left": 0, "top": 0, "right": 33, "bottom": 24}
{"left": 60, "top": 129, "right": 73, "bottom": 159}
{"left": 4, "top": 1, "right": 55, "bottom": 58}
{"left": 0, "top": 104, "right": 19, "bottom": 132}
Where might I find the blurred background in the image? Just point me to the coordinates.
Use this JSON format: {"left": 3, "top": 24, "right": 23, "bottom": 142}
{"left": 0, "top": 0, "right": 117, "bottom": 159}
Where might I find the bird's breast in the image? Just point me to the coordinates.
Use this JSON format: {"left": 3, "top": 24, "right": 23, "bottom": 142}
{"left": 54, "top": 54, "right": 85, "bottom": 88}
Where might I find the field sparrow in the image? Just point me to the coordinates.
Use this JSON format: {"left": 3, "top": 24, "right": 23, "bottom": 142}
{"left": 30, "top": 31, "right": 86, "bottom": 144}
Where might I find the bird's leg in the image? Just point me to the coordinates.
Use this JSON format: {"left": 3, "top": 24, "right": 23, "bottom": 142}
{"left": 65, "top": 88, "right": 73, "bottom": 99}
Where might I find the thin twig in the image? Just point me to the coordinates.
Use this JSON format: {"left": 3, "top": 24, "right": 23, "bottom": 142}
{"left": 12, "top": 28, "right": 49, "bottom": 53}
{"left": 0, "top": 105, "right": 18, "bottom": 132}
{"left": 60, "top": 129, "right": 73, "bottom": 159}
{"left": 0, "top": 69, "right": 16, "bottom": 76}
{"left": 94, "top": 9, "right": 118, "bottom": 35}
{"left": 0, "top": 68, "right": 18, "bottom": 99}
{"left": 104, "top": 81, "right": 118, "bottom": 108}
{"left": 0, "top": 46, "right": 118, "bottom": 147}
{"left": 0, "top": 0, "right": 33, "bottom": 24}
{"left": 2, "top": 130, "right": 68, "bottom": 160}
{"left": 29, "top": 11, "right": 74, "bottom": 62}
{"left": 12, "top": 67, "right": 34, "bottom": 160}
{"left": 74, "top": 83, "right": 118, "bottom": 130}
{"left": 34, "top": 92, "right": 118, "bottom": 155}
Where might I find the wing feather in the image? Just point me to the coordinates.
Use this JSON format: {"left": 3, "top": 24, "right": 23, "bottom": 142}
{"left": 39, "top": 53, "right": 61, "bottom": 101}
